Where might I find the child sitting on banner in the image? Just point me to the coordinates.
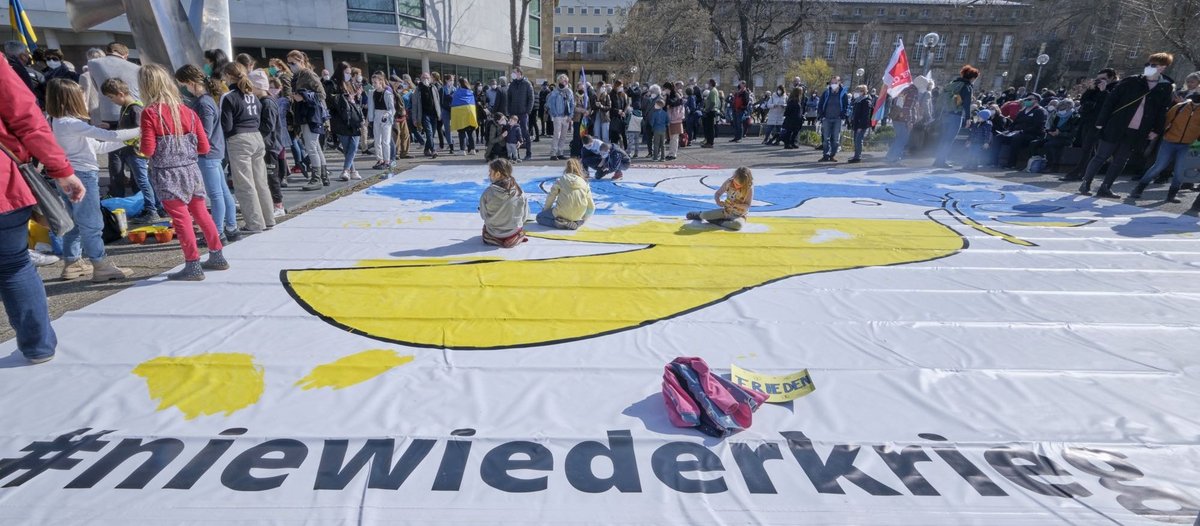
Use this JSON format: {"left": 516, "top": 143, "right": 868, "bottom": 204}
{"left": 506, "top": 114, "right": 525, "bottom": 163}
{"left": 685, "top": 167, "right": 753, "bottom": 231}
{"left": 594, "top": 142, "right": 630, "bottom": 180}
{"left": 482, "top": 111, "right": 508, "bottom": 162}
{"left": 537, "top": 158, "right": 595, "bottom": 230}
{"left": 963, "top": 109, "right": 993, "bottom": 170}
{"left": 479, "top": 158, "right": 529, "bottom": 247}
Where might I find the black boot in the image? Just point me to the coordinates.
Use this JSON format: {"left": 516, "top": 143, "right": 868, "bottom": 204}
{"left": 1129, "top": 182, "right": 1148, "bottom": 199}
{"left": 1167, "top": 186, "right": 1182, "bottom": 203}
{"left": 1095, "top": 185, "right": 1119, "bottom": 199}
{"left": 302, "top": 168, "right": 323, "bottom": 191}
{"left": 1078, "top": 180, "right": 1092, "bottom": 196}
{"left": 320, "top": 166, "right": 331, "bottom": 187}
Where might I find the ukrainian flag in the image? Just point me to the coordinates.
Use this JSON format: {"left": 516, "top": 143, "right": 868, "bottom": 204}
{"left": 9, "top": 0, "right": 38, "bottom": 50}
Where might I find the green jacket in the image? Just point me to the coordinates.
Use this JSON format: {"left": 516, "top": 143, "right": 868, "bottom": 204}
{"left": 704, "top": 88, "right": 721, "bottom": 113}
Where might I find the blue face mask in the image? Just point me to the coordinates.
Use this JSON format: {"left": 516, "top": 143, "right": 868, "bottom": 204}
{"left": 268, "top": 66, "right": 278, "bottom": 76}
{"left": 1059, "top": 110, "right": 1072, "bottom": 118}
{"left": 203, "top": 63, "right": 213, "bottom": 77}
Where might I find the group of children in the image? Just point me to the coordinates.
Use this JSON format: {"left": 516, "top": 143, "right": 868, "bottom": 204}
{"left": 478, "top": 160, "right": 755, "bottom": 247}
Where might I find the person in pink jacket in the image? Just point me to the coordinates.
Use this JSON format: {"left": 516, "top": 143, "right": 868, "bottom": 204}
{"left": 0, "top": 58, "right": 85, "bottom": 364}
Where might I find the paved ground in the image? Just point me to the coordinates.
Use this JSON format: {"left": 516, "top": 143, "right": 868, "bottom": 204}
{"left": 2, "top": 130, "right": 1196, "bottom": 341}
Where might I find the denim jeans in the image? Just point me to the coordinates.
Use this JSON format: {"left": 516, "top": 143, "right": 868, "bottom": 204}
{"left": 291, "top": 136, "right": 307, "bottom": 171}
{"left": 0, "top": 206, "right": 55, "bottom": 360}
{"left": 120, "top": 150, "right": 159, "bottom": 215}
{"left": 339, "top": 135, "right": 360, "bottom": 170}
{"left": 886, "top": 122, "right": 911, "bottom": 161}
{"left": 1138, "top": 142, "right": 1191, "bottom": 187}
{"left": 852, "top": 128, "right": 867, "bottom": 159}
{"left": 61, "top": 170, "right": 105, "bottom": 261}
{"left": 597, "top": 121, "right": 610, "bottom": 144}
{"left": 536, "top": 205, "right": 593, "bottom": 228}
{"left": 198, "top": 157, "right": 238, "bottom": 231}
{"left": 934, "top": 114, "right": 964, "bottom": 164}
{"left": 441, "top": 109, "right": 454, "bottom": 150}
{"left": 821, "top": 118, "right": 843, "bottom": 157}
{"left": 422, "top": 115, "right": 438, "bottom": 154}
{"left": 732, "top": 110, "right": 745, "bottom": 140}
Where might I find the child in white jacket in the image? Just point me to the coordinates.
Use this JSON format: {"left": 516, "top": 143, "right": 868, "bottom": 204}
{"left": 46, "top": 78, "right": 139, "bottom": 282}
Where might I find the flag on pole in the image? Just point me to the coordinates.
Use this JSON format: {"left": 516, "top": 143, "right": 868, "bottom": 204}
{"left": 872, "top": 39, "right": 912, "bottom": 126}
{"left": 8, "top": 0, "right": 38, "bottom": 50}
{"left": 579, "top": 66, "right": 590, "bottom": 137}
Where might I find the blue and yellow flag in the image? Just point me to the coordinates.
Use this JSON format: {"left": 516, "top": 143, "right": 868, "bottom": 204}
{"left": 9, "top": 0, "right": 38, "bottom": 50}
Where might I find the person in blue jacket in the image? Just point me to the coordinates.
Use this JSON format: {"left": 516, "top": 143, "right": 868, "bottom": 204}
{"left": 817, "top": 76, "right": 850, "bottom": 162}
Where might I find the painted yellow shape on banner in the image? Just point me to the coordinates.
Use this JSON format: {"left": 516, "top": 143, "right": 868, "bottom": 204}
{"left": 296, "top": 349, "right": 413, "bottom": 391}
{"left": 731, "top": 364, "right": 815, "bottom": 403}
{"left": 132, "top": 353, "right": 264, "bottom": 420}
{"left": 283, "top": 217, "right": 964, "bottom": 349}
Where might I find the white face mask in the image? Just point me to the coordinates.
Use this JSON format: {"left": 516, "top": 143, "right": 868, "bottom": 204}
{"left": 1144, "top": 66, "right": 1160, "bottom": 77}
{"left": 46, "top": 60, "right": 62, "bottom": 69}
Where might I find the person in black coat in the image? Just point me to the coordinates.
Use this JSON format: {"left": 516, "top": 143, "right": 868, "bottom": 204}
{"left": 1039, "top": 99, "right": 1081, "bottom": 172}
{"left": 1061, "top": 68, "right": 1118, "bottom": 181}
{"left": 847, "top": 85, "right": 874, "bottom": 163}
{"left": 1080, "top": 53, "right": 1176, "bottom": 197}
{"left": 993, "top": 95, "right": 1047, "bottom": 169}
{"left": 780, "top": 87, "right": 804, "bottom": 149}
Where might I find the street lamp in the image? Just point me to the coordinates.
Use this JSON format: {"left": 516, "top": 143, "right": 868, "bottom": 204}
{"left": 1024, "top": 73, "right": 1033, "bottom": 90}
{"left": 920, "top": 32, "right": 941, "bottom": 69}
{"left": 1033, "top": 53, "right": 1050, "bottom": 92}
{"left": 855, "top": 67, "right": 865, "bottom": 80}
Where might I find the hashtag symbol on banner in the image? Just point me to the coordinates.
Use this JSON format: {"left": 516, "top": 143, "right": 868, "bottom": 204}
{"left": 0, "top": 428, "right": 113, "bottom": 487}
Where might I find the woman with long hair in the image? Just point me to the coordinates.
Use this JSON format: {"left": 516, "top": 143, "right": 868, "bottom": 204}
{"left": 220, "top": 62, "right": 275, "bottom": 232}
{"left": 327, "top": 62, "right": 364, "bottom": 181}
{"left": 138, "top": 64, "right": 228, "bottom": 280}
{"left": 175, "top": 64, "right": 239, "bottom": 240}
{"left": 286, "top": 50, "right": 328, "bottom": 190}
{"left": 451, "top": 76, "right": 479, "bottom": 155}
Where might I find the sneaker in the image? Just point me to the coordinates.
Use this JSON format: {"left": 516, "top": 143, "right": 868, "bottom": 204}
{"left": 350, "top": 170, "right": 363, "bottom": 180}
{"left": 27, "top": 354, "right": 54, "bottom": 365}
{"left": 686, "top": 211, "right": 701, "bottom": 221}
{"left": 371, "top": 161, "right": 387, "bottom": 170}
{"left": 846, "top": 158, "right": 861, "bottom": 164}
{"left": 224, "top": 228, "right": 242, "bottom": 242}
{"left": 202, "top": 249, "right": 230, "bottom": 271}
{"left": 29, "top": 250, "right": 60, "bottom": 268}
{"left": 338, "top": 170, "right": 351, "bottom": 182}
{"left": 1095, "top": 189, "right": 1120, "bottom": 199}
{"left": 665, "top": 155, "right": 676, "bottom": 161}
{"left": 60, "top": 259, "right": 91, "bottom": 280}
{"left": 130, "top": 212, "right": 164, "bottom": 225}
{"left": 273, "top": 206, "right": 286, "bottom": 218}
{"left": 90, "top": 258, "right": 132, "bottom": 282}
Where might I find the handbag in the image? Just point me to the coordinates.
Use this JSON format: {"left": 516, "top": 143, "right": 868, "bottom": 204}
{"left": 0, "top": 140, "right": 75, "bottom": 236}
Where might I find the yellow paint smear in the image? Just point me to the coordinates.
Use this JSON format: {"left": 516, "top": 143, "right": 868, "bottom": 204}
{"left": 132, "top": 353, "right": 264, "bottom": 420}
{"left": 959, "top": 217, "right": 1036, "bottom": 247}
{"left": 296, "top": 349, "right": 413, "bottom": 391}
{"left": 284, "top": 217, "right": 964, "bottom": 349}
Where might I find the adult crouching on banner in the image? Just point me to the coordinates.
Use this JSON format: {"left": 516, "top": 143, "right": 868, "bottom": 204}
{"left": 932, "top": 65, "right": 979, "bottom": 169}
{"left": 1079, "top": 53, "right": 1176, "bottom": 199}
{"left": 506, "top": 68, "right": 534, "bottom": 161}
{"left": 0, "top": 58, "right": 85, "bottom": 365}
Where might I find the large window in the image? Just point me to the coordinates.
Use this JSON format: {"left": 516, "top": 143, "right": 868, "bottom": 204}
{"left": 347, "top": 0, "right": 425, "bottom": 30}
{"left": 847, "top": 32, "right": 859, "bottom": 60}
{"left": 978, "top": 34, "right": 992, "bottom": 61}
{"left": 529, "top": 1, "right": 541, "bottom": 54}
{"left": 567, "top": 26, "right": 574, "bottom": 33}
{"left": 825, "top": 31, "right": 837, "bottom": 60}
{"left": 802, "top": 32, "right": 814, "bottom": 59}
{"left": 869, "top": 32, "right": 881, "bottom": 59}
{"left": 956, "top": 34, "right": 970, "bottom": 61}
{"left": 935, "top": 37, "right": 947, "bottom": 62}
{"left": 999, "top": 34, "right": 1013, "bottom": 63}
{"left": 580, "top": 27, "right": 588, "bottom": 34}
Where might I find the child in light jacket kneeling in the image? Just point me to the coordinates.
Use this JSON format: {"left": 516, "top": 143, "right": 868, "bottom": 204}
{"left": 537, "top": 158, "right": 595, "bottom": 230}
{"left": 479, "top": 158, "right": 529, "bottom": 247}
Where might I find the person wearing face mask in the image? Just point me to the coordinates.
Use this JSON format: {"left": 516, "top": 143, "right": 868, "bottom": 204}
{"left": 504, "top": 68, "right": 534, "bottom": 160}
{"left": 545, "top": 75, "right": 574, "bottom": 160}
{"left": 610, "top": 80, "right": 629, "bottom": 150}
{"left": 539, "top": 81, "right": 553, "bottom": 138}
{"left": 846, "top": 85, "right": 873, "bottom": 163}
{"left": 367, "top": 72, "right": 395, "bottom": 170}
{"left": 267, "top": 58, "right": 293, "bottom": 97}
{"left": 762, "top": 85, "right": 787, "bottom": 145}
{"left": 84, "top": 42, "right": 140, "bottom": 195}
{"left": 411, "top": 72, "right": 442, "bottom": 159}
{"left": 285, "top": 50, "right": 328, "bottom": 190}
{"left": 993, "top": 95, "right": 1046, "bottom": 170}
{"left": 1038, "top": 99, "right": 1079, "bottom": 172}
{"left": 595, "top": 84, "right": 613, "bottom": 145}
{"left": 41, "top": 49, "right": 79, "bottom": 83}
{"left": 817, "top": 76, "right": 850, "bottom": 162}
{"left": 1177, "top": 72, "right": 1200, "bottom": 102}
{"left": 1129, "top": 90, "right": 1200, "bottom": 202}
{"left": 1060, "top": 69, "right": 1117, "bottom": 181}
{"left": 1079, "top": 53, "right": 1176, "bottom": 198}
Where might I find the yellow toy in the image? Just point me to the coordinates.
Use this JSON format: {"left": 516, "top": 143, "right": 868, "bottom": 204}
{"left": 127, "top": 225, "right": 175, "bottom": 244}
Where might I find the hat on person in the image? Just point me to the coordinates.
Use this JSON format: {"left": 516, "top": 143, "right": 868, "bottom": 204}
{"left": 977, "top": 109, "right": 993, "bottom": 120}
{"left": 249, "top": 70, "right": 270, "bottom": 92}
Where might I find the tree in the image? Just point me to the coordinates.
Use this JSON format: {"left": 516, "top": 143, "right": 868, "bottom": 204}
{"left": 1139, "top": 0, "right": 1200, "bottom": 68}
{"left": 510, "top": 0, "right": 534, "bottom": 70}
{"left": 786, "top": 58, "right": 833, "bottom": 90}
{"left": 696, "top": 0, "right": 821, "bottom": 83}
{"left": 606, "top": 0, "right": 714, "bottom": 83}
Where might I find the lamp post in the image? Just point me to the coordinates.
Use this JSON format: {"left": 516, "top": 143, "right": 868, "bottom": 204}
{"left": 855, "top": 67, "right": 865, "bottom": 82}
{"left": 1033, "top": 53, "right": 1049, "bottom": 92}
{"left": 1002, "top": 70, "right": 1008, "bottom": 89}
{"left": 920, "top": 32, "right": 941, "bottom": 69}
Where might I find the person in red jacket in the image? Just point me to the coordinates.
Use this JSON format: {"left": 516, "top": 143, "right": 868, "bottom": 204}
{"left": 0, "top": 57, "right": 85, "bottom": 365}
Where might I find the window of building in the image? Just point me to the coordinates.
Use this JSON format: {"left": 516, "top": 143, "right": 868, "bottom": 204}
{"left": 802, "top": 32, "right": 814, "bottom": 59}
{"left": 935, "top": 38, "right": 947, "bottom": 62}
{"left": 347, "top": 0, "right": 426, "bottom": 30}
{"left": 966, "top": 8, "right": 975, "bottom": 18}
{"left": 555, "top": 26, "right": 561, "bottom": 34}
{"left": 999, "top": 34, "right": 1013, "bottom": 62}
{"left": 782, "top": 37, "right": 792, "bottom": 53}
{"left": 580, "top": 27, "right": 587, "bottom": 34}
{"left": 580, "top": 7, "right": 587, "bottom": 15}
{"left": 554, "top": 7, "right": 560, "bottom": 14}
{"left": 853, "top": 8, "right": 862, "bottom": 16}
{"left": 1128, "top": 43, "right": 1139, "bottom": 59}
{"left": 869, "top": 32, "right": 881, "bottom": 59}
{"left": 877, "top": 8, "right": 885, "bottom": 16}
{"left": 594, "top": 27, "right": 600, "bottom": 33}
{"left": 567, "top": 26, "right": 574, "bottom": 33}
{"left": 920, "top": 8, "right": 929, "bottom": 18}
{"left": 593, "top": 8, "right": 600, "bottom": 14}
{"left": 529, "top": 1, "right": 541, "bottom": 54}
{"left": 847, "top": 32, "right": 859, "bottom": 60}
{"left": 978, "top": 34, "right": 992, "bottom": 61}
{"left": 899, "top": 8, "right": 908, "bottom": 16}
{"left": 956, "top": 34, "right": 970, "bottom": 61}
{"left": 825, "top": 31, "right": 837, "bottom": 61}
{"left": 1083, "top": 45, "right": 1095, "bottom": 60}
{"left": 608, "top": 8, "right": 614, "bottom": 15}
{"left": 567, "top": 7, "right": 574, "bottom": 14}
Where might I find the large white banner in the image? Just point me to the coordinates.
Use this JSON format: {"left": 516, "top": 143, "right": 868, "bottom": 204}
{"left": 0, "top": 165, "right": 1198, "bottom": 525}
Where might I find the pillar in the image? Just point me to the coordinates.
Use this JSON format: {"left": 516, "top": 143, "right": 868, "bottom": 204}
{"left": 420, "top": 53, "right": 430, "bottom": 74}
{"left": 322, "top": 46, "right": 334, "bottom": 74}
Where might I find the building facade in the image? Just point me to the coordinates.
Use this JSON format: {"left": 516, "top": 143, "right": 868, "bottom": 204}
{"left": 552, "top": 0, "right": 629, "bottom": 84}
{"left": 1, "top": 0, "right": 548, "bottom": 85}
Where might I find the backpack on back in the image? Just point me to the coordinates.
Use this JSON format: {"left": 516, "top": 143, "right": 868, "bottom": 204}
{"left": 940, "top": 79, "right": 967, "bottom": 114}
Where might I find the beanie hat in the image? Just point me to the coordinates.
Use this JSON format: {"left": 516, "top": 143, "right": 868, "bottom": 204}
{"left": 977, "top": 109, "right": 993, "bottom": 120}
{"left": 249, "top": 70, "right": 270, "bottom": 92}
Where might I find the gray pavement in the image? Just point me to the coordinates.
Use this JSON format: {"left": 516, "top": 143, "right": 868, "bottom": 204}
{"left": 3, "top": 130, "right": 1197, "bottom": 341}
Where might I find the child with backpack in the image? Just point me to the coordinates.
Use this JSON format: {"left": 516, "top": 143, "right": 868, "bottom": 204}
{"left": 963, "top": 109, "right": 993, "bottom": 170}
{"left": 479, "top": 159, "right": 528, "bottom": 247}
{"left": 685, "top": 167, "right": 753, "bottom": 231}
{"left": 45, "top": 78, "right": 138, "bottom": 282}
{"left": 101, "top": 78, "right": 162, "bottom": 223}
